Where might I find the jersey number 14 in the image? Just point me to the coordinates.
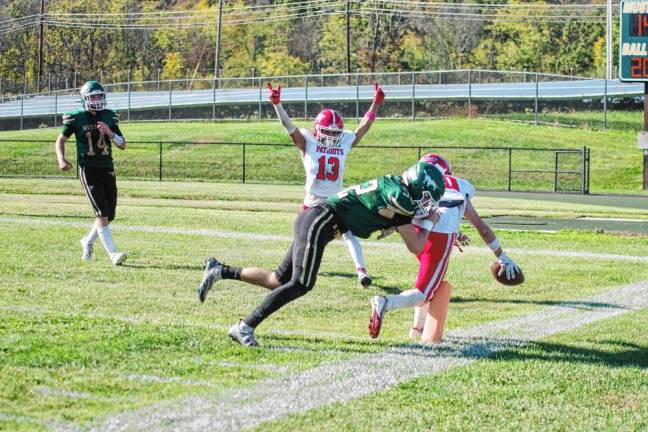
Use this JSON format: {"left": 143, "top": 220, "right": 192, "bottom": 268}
{"left": 85, "top": 132, "right": 109, "bottom": 156}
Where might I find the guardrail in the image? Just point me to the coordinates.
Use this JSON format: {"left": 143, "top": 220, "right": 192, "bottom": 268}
{"left": 0, "top": 69, "right": 643, "bottom": 131}
{"left": 0, "top": 140, "right": 590, "bottom": 194}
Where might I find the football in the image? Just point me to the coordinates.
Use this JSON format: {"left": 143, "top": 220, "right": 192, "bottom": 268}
{"left": 490, "top": 261, "right": 524, "bottom": 286}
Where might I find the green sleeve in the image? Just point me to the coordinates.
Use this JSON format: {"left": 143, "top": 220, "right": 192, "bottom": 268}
{"left": 61, "top": 113, "right": 76, "bottom": 138}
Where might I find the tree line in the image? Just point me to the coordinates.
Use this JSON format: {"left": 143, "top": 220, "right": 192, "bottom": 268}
{"left": 0, "top": 0, "right": 615, "bottom": 94}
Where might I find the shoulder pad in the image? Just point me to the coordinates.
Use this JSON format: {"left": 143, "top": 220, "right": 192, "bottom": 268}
{"left": 62, "top": 110, "right": 80, "bottom": 125}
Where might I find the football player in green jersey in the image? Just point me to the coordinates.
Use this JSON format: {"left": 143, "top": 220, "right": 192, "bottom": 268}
{"left": 55, "top": 80, "right": 128, "bottom": 266}
{"left": 196, "top": 162, "right": 445, "bottom": 347}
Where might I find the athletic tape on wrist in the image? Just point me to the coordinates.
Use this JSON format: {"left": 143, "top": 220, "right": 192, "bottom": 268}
{"left": 487, "top": 238, "right": 501, "bottom": 253}
{"left": 418, "top": 219, "right": 434, "bottom": 231}
{"left": 112, "top": 134, "right": 124, "bottom": 146}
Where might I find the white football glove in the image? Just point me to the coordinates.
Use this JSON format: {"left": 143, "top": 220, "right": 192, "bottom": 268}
{"left": 497, "top": 252, "right": 520, "bottom": 280}
{"left": 377, "top": 226, "right": 397, "bottom": 240}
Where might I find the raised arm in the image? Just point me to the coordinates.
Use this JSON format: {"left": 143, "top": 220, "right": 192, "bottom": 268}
{"left": 267, "top": 82, "right": 306, "bottom": 152}
{"left": 464, "top": 199, "right": 520, "bottom": 280}
{"left": 352, "top": 82, "right": 385, "bottom": 147}
{"left": 55, "top": 134, "right": 72, "bottom": 171}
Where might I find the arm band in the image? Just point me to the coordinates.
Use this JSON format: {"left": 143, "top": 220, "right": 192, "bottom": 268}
{"left": 112, "top": 134, "right": 125, "bottom": 146}
{"left": 487, "top": 238, "right": 501, "bottom": 253}
{"left": 364, "top": 111, "right": 376, "bottom": 121}
{"left": 412, "top": 218, "right": 434, "bottom": 231}
{"left": 273, "top": 103, "right": 297, "bottom": 134}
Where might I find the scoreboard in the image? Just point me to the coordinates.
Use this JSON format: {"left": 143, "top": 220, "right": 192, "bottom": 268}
{"left": 620, "top": 0, "right": 648, "bottom": 80}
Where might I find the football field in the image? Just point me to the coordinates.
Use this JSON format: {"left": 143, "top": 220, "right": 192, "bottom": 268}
{"left": 1, "top": 178, "right": 647, "bottom": 431}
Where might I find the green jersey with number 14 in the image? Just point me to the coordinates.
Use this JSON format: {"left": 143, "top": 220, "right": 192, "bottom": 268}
{"left": 327, "top": 175, "right": 416, "bottom": 239}
{"left": 61, "top": 108, "right": 122, "bottom": 169}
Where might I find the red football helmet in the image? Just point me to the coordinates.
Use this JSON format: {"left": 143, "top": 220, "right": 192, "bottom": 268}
{"left": 419, "top": 153, "right": 452, "bottom": 175}
{"left": 314, "top": 109, "right": 344, "bottom": 148}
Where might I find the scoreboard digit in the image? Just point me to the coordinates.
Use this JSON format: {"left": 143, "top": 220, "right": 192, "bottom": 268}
{"left": 620, "top": 0, "right": 648, "bottom": 81}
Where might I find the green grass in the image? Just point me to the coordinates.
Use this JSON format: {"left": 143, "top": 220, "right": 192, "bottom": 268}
{"left": 258, "top": 310, "right": 648, "bottom": 432}
{"left": 0, "top": 178, "right": 647, "bottom": 430}
{"left": 0, "top": 118, "right": 646, "bottom": 194}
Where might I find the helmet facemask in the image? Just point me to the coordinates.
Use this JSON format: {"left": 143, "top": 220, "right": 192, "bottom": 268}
{"left": 413, "top": 190, "right": 439, "bottom": 217}
{"left": 82, "top": 91, "right": 107, "bottom": 111}
{"left": 315, "top": 124, "right": 343, "bottom": 148}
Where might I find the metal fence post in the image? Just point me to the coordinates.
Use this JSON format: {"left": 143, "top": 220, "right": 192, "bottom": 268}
{"left": 304, "top": 75, "right": 308, "bottom": 119}
{"left": 581, "top": 146, "right": 587, "bottom": 195}
{"left": 355, "top": 70, "right": 360, "bottom": 119}
{"left": 0, "top": 77, "right": 3, "bottom": 103}
{"left": 585, "top": 147, "right": 592, "bottom": 194}
{"left": 258, "top": 78, "right": 262, "bottom": 120}
{"left": 411, "top": 71, "right": 416, "bottom": 120}
{"left": 534, "top": 73, "right": 539, "bottom": 124}
{"left": 212, "top": 77, "right": 216, "bottom": 121}
{"left": 242, "top": 143, "right": 246, "bottom": 183}
{"left": 168, "top": 81, "right": 172, "bottom": 121}
{"left": 508, "top": 148, "right": 512, "bottom": 191}
{"left": 603, "top": 79, "right": 608, "bottom": 130}
{"left": 158, "top": 142, "right": 163, "bottom": 181}
{"left": 20, "top": 93, "right": 24, "bottom": 130}
{"left": 554, "top": 151, "right": 559, "bottom": 192}
{"left": 54, "top": 91, "right": 58, "bottom": 127}
{"left": 127, "top": 69, "right": 131, "bottom": 122}
{"left": 468, "top": 69, "right": 472, "bottom": 117}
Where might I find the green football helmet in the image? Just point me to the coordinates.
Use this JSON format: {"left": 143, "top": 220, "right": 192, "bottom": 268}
{"left": 402, "top": 161, "right": 445, "bottom": 216}
{"left": 80, "top": 80, "right": 107, "bottom": 111}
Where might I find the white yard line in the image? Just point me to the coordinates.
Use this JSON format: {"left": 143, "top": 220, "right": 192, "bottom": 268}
{"left": 63, "top": 279, "right": 648, "bottom": 432}
{"left": 2, "top": 216, "right": 647, "bottom": 263}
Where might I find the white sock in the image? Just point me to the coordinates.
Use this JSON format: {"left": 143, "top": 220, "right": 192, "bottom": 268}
{"left": 97, "top": 225, "right": 117, "bottom": 254}
{"left": 413, "top": 302, "right": 430, "bottom": 329}
{"left": 240, "top": 320, "right": 255, "bottom": 332}
{"left": 85, "top": 224, "right": 98, "bottom": 244}
{"left": 342, "top": 231, "right": 366, "bottom": 271}
{"left": 385, "top": 289, "right": 426, "bottom": 312}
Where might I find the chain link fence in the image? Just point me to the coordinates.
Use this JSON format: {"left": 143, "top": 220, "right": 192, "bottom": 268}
{"left": 0, "top": 140, "right": 590, "bottom": 194}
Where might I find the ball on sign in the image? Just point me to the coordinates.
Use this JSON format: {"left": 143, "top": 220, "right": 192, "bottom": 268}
{"left": 490, "top": 261, "right": 524, "bottom": 286}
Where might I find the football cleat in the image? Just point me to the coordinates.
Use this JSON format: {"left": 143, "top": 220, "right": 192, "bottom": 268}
{"left": 368, "top": 295, "right": 387, "bottom": 339}
{"left": 357, "top": 268, "right": 373, "bottom": 288}
{"left": 197, "top": 257, "right": 223, "bottom": 303}
{"left": 110, "top": 252, "right": 127, "bottom": 266}
{"left": 80, "top": 236, "right": 93, "bottom": 262}
{"left": 228, "top": 320, "right": 259, "bottom": 347}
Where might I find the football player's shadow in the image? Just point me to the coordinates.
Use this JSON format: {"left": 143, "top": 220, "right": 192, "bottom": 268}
{"left": 120, "top": 262, "right": 201, "bottom": 271}
{"left": 320, "top": 271, "right": 401, "bottom": 294}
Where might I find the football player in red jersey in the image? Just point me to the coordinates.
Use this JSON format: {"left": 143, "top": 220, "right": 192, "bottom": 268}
{"left": 266, "top": 81, "right": 385, "bottom": 288}
{"left": 368, "top": 153, "right": 521, "bottom": 343}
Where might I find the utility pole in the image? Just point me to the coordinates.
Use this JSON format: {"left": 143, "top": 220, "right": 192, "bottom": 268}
{"left": 37, "top": 0, "right": 45, "bottom": 92}
{"left": 213, "top": 0, "right": 223, "bottom": 86}
{"left": 606, "top": 0, "right": 612, "bottom": 80}
{"left": 345, "top": 0, "right": 351, "bottom": 76}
